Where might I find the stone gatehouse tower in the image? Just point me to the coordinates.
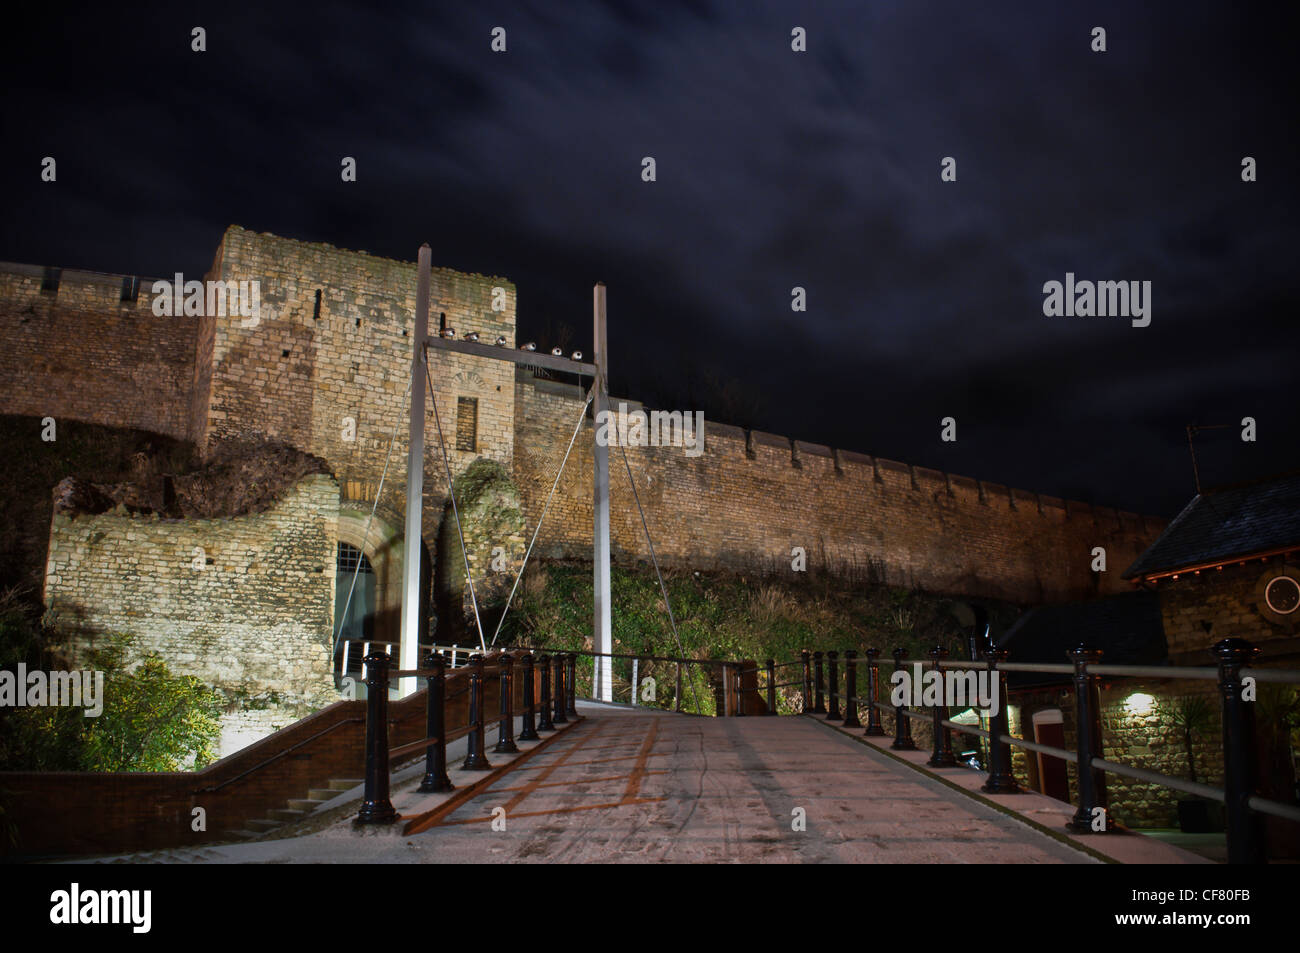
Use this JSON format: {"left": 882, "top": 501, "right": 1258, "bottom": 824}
{"left": 193, "top": 227, "right": 520, "bottom": 658}
{"left": 9, "top": 227, "right": 520, "bottom": 752}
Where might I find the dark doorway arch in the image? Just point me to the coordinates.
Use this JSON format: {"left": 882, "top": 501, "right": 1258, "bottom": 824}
{"left": 334, "top": 541, "right": 376, "bottom": 687}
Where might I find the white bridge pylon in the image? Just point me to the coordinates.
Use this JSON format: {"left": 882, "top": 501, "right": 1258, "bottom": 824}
{"left": 399, "top": 245, "right": 614, "bottom": 701}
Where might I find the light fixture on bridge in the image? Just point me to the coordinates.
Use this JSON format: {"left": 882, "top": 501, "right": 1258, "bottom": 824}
{"left": 571, "top": 350, "right": 583, "bottom": 361}
{"left": 442, "top": 328, "right": 456, "bottom": 339}
{"left": 464, "top": 332, "right": 479, "bottom": 342}
{"left": 496, "top": 336, "right": 508, "bottom": 346}
{"left": 520, "top": 342, "right": 536, "bottom": 352}
{"left": 551, "top": 347, "right": 564, "bottom": 357}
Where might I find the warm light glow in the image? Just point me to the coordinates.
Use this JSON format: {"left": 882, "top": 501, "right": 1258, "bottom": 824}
{"left": 1125, "top": 692, "right": 1156, "bottom": 714}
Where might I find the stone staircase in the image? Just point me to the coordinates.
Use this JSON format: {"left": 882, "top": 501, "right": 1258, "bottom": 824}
{"left": 226, "top": 777, "right": 362, "bottom": 841}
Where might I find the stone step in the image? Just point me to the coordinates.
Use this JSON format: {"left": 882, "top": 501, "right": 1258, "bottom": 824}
{"left": 269, "top": 807, "right": 307, "bottom": 822}
{"left": 328, "top": 778, "right": 362, "bottom": 791}
{"left": 246, "top": 818, "right": 279, "bottom": 832}
{"left": 227, "top": 829, "right": 263, "bottom": 840}
{"left": 286, "top": 798, "right": 321, "bottom": 812}
{"left": 307, "top": 788, "right": 338, "bottom": 801}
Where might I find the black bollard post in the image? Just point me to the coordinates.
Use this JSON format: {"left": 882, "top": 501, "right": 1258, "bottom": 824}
{"left": 462, "top": 654, "right": 493, "bottom": 770}
{"left": 801, "top": 650, "right": 812, "bottom": 713}
{"left": 518, "top": 651, "right": 540, "bottom": 742}
{"left": 552, "top": 650, "right": 569, "bottom": 724}
{"left": 813, "top": 651, "right": 827, "bottom": 714}
{"left": 891, "top": 647, "right": 917, "bottom": 750}
{"left": 418, "top": 651, "right": 453, "bottom": 793}
{"left": 926, "top": 646, "right": 956, "bottom": 767}
{"left": 1214, "top": 638, "right": 1265, "bottom": 864}
{"left": 827, "top": 651, "right": 842, "bottom": 720}
{"left": 765, "top": 658, "right": 777, "bottom": 715}
{"left": 1066, "top": 646, "right": 1108, "bottom": 833}
{"left": 566, "top": 652, "right": 578, "bottom": 717}
{"left": 536, "top": 654, "right": 555, "bottom": 732}
{"left": 356, "top": 650, "right": 398, "bottom": 824}
{"left": 842, "top": 650, "right": 861, "bottom": 728}
{"left": 494, "top": 653, "right": 519, "bottom": 754}
{"left": 864, "top": 648, "right": 885, "bottom": 736}
{"left": 980, "top": 648, "right": 1020, "bottom": 793}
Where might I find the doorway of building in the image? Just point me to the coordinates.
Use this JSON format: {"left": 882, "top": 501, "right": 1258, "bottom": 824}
{"left": 334, "top": 541, "right": 376, "bottom": 687}
{"left": 1032, "top": 708, "right": 1070, "bottom": 802}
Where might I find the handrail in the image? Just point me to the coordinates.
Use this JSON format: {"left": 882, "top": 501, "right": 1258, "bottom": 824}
{"left": 790, "top": 637, "right": 1299, "bottom": 864}
{"left": 926, "top": 657, "right": 1300, "bottom": 684}
{"left": 503, "top": 645, "right": 736, "bottom": 668}
{"left": 353, "top": 633, "right": 1300, "bottom": 860}
{"left": 387, "top": 723, "right": 479, "bottom": 763}
{"left": 198, "top": 716, "right": 365, "bottom": 794}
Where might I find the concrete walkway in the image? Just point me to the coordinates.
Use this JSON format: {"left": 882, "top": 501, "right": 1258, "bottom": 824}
{"left": 78, "top": 704, "right": 1142, "bottom": 863}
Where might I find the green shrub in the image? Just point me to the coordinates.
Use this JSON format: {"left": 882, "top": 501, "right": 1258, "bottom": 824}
{"left": 0, "top": 634, "right": 222, "bottom": 772}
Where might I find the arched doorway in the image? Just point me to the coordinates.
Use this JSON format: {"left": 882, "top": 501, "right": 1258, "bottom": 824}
{"left": 333, "top": 506, "right": 436, "bottom": 694}
{"left": 333, "top": 541, "right": 376, "bottom": 686}
{"left": 334, "top": 508, "right": 403, "bottom": 690}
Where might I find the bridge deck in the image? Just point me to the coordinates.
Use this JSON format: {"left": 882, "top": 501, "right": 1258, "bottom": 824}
{"left": 83, "top": 703, "right": 1209, "bottom": 863}
{"left": 411, "top": 704, "right": 1097, "bottom": 863}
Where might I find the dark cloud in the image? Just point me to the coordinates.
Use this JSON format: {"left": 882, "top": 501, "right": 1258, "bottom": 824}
{"left": 1, "top": 0, "right": 1295, "bottom": 515}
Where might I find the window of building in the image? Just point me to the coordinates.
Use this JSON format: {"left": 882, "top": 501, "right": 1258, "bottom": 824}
{"left": 456, "top": 396, "right": 478, "bottom": 451}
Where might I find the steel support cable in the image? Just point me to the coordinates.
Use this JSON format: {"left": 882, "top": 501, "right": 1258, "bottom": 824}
{"left": 334, "top": 376, "right": 412, "bottom": 657}
{"left": 488, "top": 390, "right": 594, "bottom": 648}
{"left": 422, "top": 348, "right": 486, "bottom": 652}
{"left": 333, "top": 313, "right": 381, "bottom": 649}
{"left": 616, "top": 439, "right": 699, "bottom": 714}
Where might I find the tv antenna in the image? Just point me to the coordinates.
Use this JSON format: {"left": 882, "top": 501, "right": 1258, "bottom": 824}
{"left": 1185, "top": 423, "right": 1232, "bottom": 495}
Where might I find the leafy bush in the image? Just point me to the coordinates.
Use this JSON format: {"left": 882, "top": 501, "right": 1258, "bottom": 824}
{"left": 0, "top": 635, "right": 222, "bottom": 772}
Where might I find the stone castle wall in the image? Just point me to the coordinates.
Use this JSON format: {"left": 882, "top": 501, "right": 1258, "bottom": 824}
{"left": 513, "top": 376, "right": 1165, "bottom": 604}
{"left": 43, "top": 473, "right": 342, "bottom": 749}
{"left": 3, "top": 229, "right": 1167, "bottom": 609}
{"left": 200, "top": 227, "right": 516, "bottom": 472}
{"left": 5, "top": 227, "right": 1176, "bottom": 762}
{"left": 0, "top": 263, "right": 198, "bottom": 441}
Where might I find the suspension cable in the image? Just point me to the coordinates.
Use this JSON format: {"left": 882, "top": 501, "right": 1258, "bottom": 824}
{"left": 489, "top": 389, "right": 594, "bottom": 647}
{"left": 616, "top": 439, "right": 699, "bottom": 713}
{"left": 334, "top": 376, "right": 411, "bottom": 655}
{"left": 422, "top": 344, "right": 486, "bottom": 651}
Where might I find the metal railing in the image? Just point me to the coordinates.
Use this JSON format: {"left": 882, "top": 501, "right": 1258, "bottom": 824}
{"left": 793, "top": 639, "right": 1300, "bottom": 864}
{"left": 353, "top": 636, "right": 1298, "bottom": 862}
{"left": 353, "top": 648, "right": 580, "bottom": 826}
{"left": 500, "top": 646, "right": 779, "bottom": 716}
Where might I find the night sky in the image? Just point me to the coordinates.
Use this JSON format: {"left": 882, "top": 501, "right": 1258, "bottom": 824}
{"left": 2, "top": 2, "right": 1296, "bottom": 517}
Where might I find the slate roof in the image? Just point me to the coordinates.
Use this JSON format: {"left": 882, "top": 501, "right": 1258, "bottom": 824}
{"left": 996, "top": 591, "right": 1168, "bottom": 689}
{"left": 1123, "top": 471, "right": 1300, "bottom": 580}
